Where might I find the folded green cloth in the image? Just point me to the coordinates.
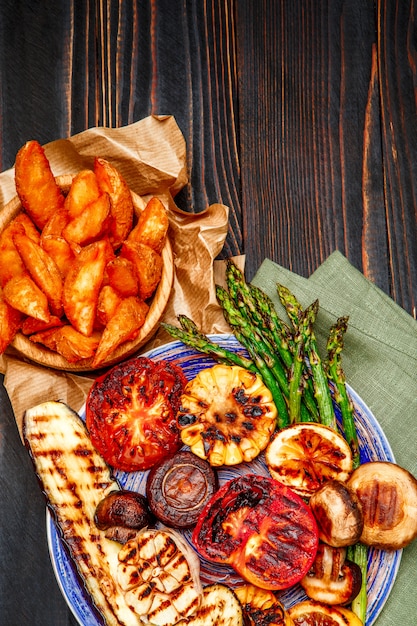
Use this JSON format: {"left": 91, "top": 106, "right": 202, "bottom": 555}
{"left": 252, "top": 250, "right": 417, "bottom": 626}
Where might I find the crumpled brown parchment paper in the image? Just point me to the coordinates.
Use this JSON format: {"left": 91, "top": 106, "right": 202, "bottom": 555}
{"left": 0, "top": 115, "right": 243, "bottom": 438}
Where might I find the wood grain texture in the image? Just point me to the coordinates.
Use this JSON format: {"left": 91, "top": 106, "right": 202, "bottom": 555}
{"left": 0, "top": 2, "right": 416, "bottom": 624}
{"left": 236, "top": 0, "right": 416, "bottom": 316}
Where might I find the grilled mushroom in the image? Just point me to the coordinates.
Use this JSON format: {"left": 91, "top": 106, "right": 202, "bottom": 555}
{"left": 95, "top": 489, "right": 154, "bottom": 543}
{"left": 146, "top": 450, "right": 218, "bottom": 528}
{"left": 347, "top": 461, "right": 417, "bottom": 550}
{"left": 309, "top": 480, "right": 363, "bottom": 547}
{"left": 300, "top": 543, "right": 362, "bottom": 606}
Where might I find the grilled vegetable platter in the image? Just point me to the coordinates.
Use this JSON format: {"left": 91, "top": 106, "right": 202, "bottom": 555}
{"left": 23, "top": 263, "right": 417, "bottom": 626}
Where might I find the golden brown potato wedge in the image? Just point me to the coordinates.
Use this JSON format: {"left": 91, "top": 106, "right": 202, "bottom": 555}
{"left": 40, "top": 235, "right": 77, "bottom": 278}
{"left": 27, "top": 327, "right": 60, "bottom": 352}
{"left": 41, "top": 207, "right": 70, "bottom": 238}
{"left": 54, "top": 326, "right": 101, "bottom": 362}
{"left": 92, "top": 296, "right": 149, "bottom": 367}
{"left": 31, "top": 325, "right": 101, "bottom": 363}
{"left": 63, "top": 239, "right": 113, "bottom": 336}
{"left": 21, "top": 314, "right": 64, "bottom": 336}
{"left": 14, "top": 140, "right": 65, "bottom": 229}
{"left": 128, "top": 196, "right": 169, "bottom": 253}
{"left": 95, "top": 285, "right": 122, "bottom": 328}
{"left": 94, "top": 157, "right": 133, "bottom": 248}
{"left": 13, "top": 231, "right": 63, "bottom": 317}
{"left": 62, "top": 193, "right": 111, "bottom": 246}
{"left": 104, "top": 256, "right": 139, "bottom": 297}
{"left": 3, "top": 274, "right": 51, "bottom": 322}
{"left": 0, "top": 290, "right": 23, "bottom": 354}
{"left": 120, "top": 241, "right": 163, "bottom": 300}
{"left": 64, "top": 169, "right": 101, "bottom": 218}
{"left": 0, "top": 214, "right": 40, "bottom": 287}
{"left": 29, "top": 325, "right": 98, "bottom": 362}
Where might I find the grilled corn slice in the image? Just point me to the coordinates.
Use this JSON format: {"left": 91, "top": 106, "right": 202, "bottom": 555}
{"left": 177, "top": 364, "right": 277, "bottom": 466}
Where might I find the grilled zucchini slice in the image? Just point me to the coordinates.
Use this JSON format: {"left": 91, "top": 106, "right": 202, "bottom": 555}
{"left": 23, "top": 400, "right": 137, "bottom": 625}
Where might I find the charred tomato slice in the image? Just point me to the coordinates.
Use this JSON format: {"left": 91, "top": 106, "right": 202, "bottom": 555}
{"left": 86, "top": 356, "right": 187, "bottom": 471}
{"left": 192, "top": 474, "right": 319, "bottom": 590}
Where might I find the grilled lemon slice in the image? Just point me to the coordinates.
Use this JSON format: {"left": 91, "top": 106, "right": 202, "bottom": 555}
{"left": 265, "top": 423, "right": 353, "bottom": 497}
{"left": 288, "top": 600, "right": 363, "bottom": 625}
{"left": 177, "top": 364, "right": 277, "bottom": 466}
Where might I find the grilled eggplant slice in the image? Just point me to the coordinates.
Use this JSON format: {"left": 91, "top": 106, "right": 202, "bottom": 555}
{"left": 23, "top": 400, "right": 202, "bottom": 626}
{"left": 176, "top": 583, "right": 244, "bottom": 626}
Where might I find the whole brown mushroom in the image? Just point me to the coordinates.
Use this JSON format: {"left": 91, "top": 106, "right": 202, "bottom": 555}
{"left": 309, "top": 480, "right": 363, "bottom": 547}
{"left": 94, "top": 489, "right": 154, "bottom": 543}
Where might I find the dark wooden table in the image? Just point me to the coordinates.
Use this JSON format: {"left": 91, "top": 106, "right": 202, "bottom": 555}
{"left": 1, "top": 2, "right": 416, "bottom": 625}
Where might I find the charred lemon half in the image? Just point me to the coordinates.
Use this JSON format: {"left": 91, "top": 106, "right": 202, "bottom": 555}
{"left": 288, "top": 600, "right": 363, "bottom": 625}
{"left": 265, "top": 423, "right": 353, "bottom": 497}
{"left": 177, "top": 364, "right": 277, "bottom": 466}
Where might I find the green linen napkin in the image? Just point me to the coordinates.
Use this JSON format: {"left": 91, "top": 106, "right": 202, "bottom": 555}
{"left": 252, "top": 250, "right": 417, "bottom": 626}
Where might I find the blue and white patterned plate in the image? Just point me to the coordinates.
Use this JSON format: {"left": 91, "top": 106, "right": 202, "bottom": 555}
{"left": 47, "top": 334, "right": 402, "bottom": 626}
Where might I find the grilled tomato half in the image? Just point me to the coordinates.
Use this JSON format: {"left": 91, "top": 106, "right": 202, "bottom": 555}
{"left": 192, "top": 474, "right": 319, "bottom": 590}
{"left": 177, "top": 364, "right": 277, "bottom": 466}
{"left": 86, "top": 356, "right": 187, "bottom": 471}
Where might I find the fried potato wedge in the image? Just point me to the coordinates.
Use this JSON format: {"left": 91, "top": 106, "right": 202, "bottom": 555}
{"left": 121, "top": 241, "right": 163, "bottom": 300}
{"left": 128, "top": 197, "right": 169, "bottom": 253}
{"left": 94, "top": 157, "right": 134, "bottom": 248}
{"left": 55, "top": 326, "right": 101, "bottom": 362}
{"left": 14, "top": 140, "right": 65, "bottom": 229}
{"left": 63, "top": 193, "right": 111, "bottom": 246}
{"left": 92, "top": 296, "right": 149, "bottom": 367}
{"left": 63, "top": 239, "right": 113, "bottom": 336}
{"left": 105, "top": 257, "right": 139, "bottom": 297}
{"left": 40, "top": 235, "right": 77, "bottom": 278}
{"left": 41, "top": 207, "right": 70, "bottom": 238}
{"left": 0, "top": 290, "right": 23, "bottom": 354}
{"left": 21, "top": 314, "right": 64, "bottom": 336}
{"left": 64, "top": 169, "right": 101, "bottom": 218}
{"left": 3, "top": 274, "right": 51, "bottom": 322}
{"left": 95, "top": 285, "right": 123, "bottom": 328}
{"left": 13, "top": 232, "right": 63, "bottom": 317}
{"left": 0, "top": 214, "right": 40, "bottom": 287}
{"left": 30, "top": 325, "right": 100, "bottom": 362}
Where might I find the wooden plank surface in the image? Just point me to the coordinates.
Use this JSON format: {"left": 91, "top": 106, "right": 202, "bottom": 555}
{"left": 0, "top": 1, "right": 416, "bottom": 625}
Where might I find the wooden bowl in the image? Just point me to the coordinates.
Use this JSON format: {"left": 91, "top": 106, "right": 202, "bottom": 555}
{"left": 1, "top": 175, "right": 174, "bottom": 372}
